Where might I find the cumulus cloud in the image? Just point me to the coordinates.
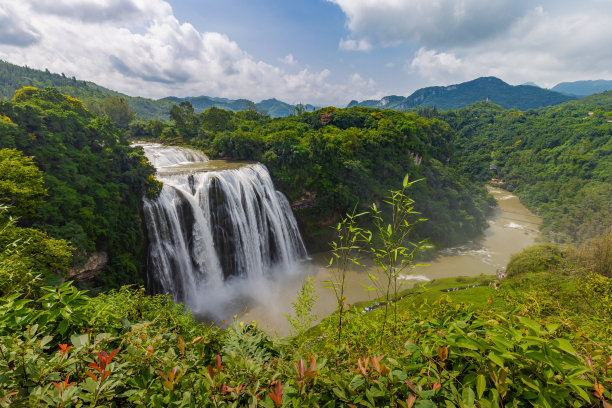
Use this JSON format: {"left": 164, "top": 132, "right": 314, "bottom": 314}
{"left": 329, "top": 0, "right": 530, "bottom": 48}
{"left": 279, "top": 54, "right": 297, "bottom": 65}
{"left": 339, "top": 38, "right": 372, "bottom": 52}
{"left": 332, "top": 0, "right": 612, "bottom": 88}
{"left": 409, "top": 48, "right": 469, "bottom": 83}
{"left": 0, "top": 0, "right": 374, "bottom": 105}
{"left": 0, "top": 3, "right": 40, "bottom": 46}
{"left": 407, "top": 6, "right": 612, "bottom": 88}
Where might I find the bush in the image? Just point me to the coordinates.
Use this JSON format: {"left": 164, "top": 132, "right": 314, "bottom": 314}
{"left": 506, "top": 243, "right": 564, "bottom": 277}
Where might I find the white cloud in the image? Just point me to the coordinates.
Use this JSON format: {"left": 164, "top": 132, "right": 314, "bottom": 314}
{"left": 339, "top": 38, "right": 372, "bottom": 52}
{"left": 409, "top": 48, "right": 470, "bottom": 84}
{"left": 329, "top": 0, "right": 530, "bottom": 48}
{"left": 332, "top": 0, "right": 612, "bottom": 89}
{"left": 279, "top": 54, "right": 297, "bottom": 65}
{"left": 0, "top": 0, "right": 374, "bottom": 105}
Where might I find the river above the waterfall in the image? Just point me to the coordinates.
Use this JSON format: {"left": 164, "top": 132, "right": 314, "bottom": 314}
{"left": 233, "top": 186, "right": 541, "bottom": 336}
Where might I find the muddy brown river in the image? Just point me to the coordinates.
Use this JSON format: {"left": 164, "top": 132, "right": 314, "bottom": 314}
{"left": 238, "top": 186, "right": 541, "bottom": 336}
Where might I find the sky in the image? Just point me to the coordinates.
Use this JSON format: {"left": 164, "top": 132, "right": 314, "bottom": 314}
{"left": 0, "top": 0, "right": 611, "bottom": 106}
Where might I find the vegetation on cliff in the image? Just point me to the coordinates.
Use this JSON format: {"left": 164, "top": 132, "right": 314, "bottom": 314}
{"left": 0, "top": 87, "right": 159, "bottom": 289}
{"left": 133, "top": 103, "right": 491, "bottom": 250}
{"left": 433, "top": 93, "right": 612, "bottom": 243}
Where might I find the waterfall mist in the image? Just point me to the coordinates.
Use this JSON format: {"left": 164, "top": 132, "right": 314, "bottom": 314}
{"left": 136, "top": 143, "right": 308, "bottom": 321}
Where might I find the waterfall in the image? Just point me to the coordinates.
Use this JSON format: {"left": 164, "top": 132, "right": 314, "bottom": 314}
{"left": 136, "top": 143, "right": 308, "bottom": 312}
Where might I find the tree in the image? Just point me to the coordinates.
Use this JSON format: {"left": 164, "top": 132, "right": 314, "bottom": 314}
{"left": 0, "top": 148, "right": 46, "bottom": 218}
{"left": 170, "top": 101, "right": 197, "bottom": 138}
{"left": 102, "top": 97, "right": 136, "bottom": 129}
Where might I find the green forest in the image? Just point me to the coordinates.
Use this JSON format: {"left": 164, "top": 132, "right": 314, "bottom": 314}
{"left": 436, "top": 93, "right": 612, "bottom": 243}
{"left": 0, "top": 84, "right": 611, "bottom": 407}
{"left": 131, "top": 102, "right": 491, "bottom": 250}
{"left": 0, "top": 87, "right": 159, "bottom": 290}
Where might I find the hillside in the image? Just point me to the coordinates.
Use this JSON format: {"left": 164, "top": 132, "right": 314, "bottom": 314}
{"left": 0, "top": 60, "right": 315, "bottom": 120}
{"left": 552, "top": 79, "right": 612, "bottom": 96}
{"left": 162, "top": 96, "right": 317, "bottom": 118}
{"left": 440, "top": 91, "right": 612, "bottom": 243}
{"left": 349, "top": 77, "right": 576, "bottom": 111}
{"left": 0, "top": 87, "right": 159, "bottom": 288}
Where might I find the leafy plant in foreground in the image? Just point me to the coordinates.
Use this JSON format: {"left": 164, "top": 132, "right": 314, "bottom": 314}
{"left": 326, "top": 207, "right": 368, "bottom": 344}
{"left": 366, "top": 175, "right": 429, "bottom": 345}
{"left": 283, "top": 276, "right": 319, "bottom": 338}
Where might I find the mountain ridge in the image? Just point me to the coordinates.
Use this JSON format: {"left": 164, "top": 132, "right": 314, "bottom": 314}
{"left": 552, "top": 79, "right": 612, "bottom": 97}
{"left": 348, "top": 77, "right": 576, "bottom": 111}
{"left": 0, "top": 60, "right": 317, "bottom": 119}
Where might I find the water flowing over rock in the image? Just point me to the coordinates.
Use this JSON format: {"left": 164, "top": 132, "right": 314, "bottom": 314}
{"left": 137, "top": 143, "right": 308, "bottom": 309}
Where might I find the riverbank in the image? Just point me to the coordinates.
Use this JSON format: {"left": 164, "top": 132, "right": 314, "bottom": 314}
{"left": 237, "top": 186, "right": 541, "bottom": 336}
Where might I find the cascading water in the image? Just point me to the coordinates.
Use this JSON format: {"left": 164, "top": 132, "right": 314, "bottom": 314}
{"left": 136, "top": 143, "right": 308, "bottom": 318}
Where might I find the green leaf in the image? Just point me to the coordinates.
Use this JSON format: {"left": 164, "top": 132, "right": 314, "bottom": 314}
{"left": 487, "top": 352, "right": 504, "bottom": 368}
{"left": 476, "top": 374, "right": 486, "bottom": 399}
{"left": 518, "top": 316, "right": 542, "bottom": 334}
{"left": 349, "top": 375, "right": 364, "bottom": 390}
{"left": 71, "top": 333, "right": 89, "bottom": 348}
{"left": 552, "top": 338, "right": 576, "bottom": 355}
{"left": 415, "top": 401, "right": 437, "bottom": 408}
{"left": 332, "top": 387, "right": 347, "bottom": 401}
{"left": 57, "top": 319, "right": 69, "bottom": 335}
{"left": 462, "top": 387, "right": 475, "bottom": 407}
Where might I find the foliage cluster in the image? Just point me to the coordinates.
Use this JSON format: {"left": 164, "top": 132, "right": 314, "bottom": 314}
{"left": 439, "top": 95, "right": 612, "bottom": 243}
{"left": 0, "top": 270, "right": 610, "bottom": 407}
{"left": 133, "top": 103, "right": 490, "bottom": 250}
{"left": 0, "top": 87, "right": 160, "bottom": 288}
{"left": 505, "top": 244, "right": 564, "bottom": 278}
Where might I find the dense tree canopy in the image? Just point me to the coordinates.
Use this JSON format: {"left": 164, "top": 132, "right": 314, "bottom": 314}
{"left": 0, "top": 87, "right": 159, "bottom": 288}
{"left": 133, "top": 103, "right": 491, "bottom": 249}
{"left": 437, "top": 95, "right": 612, "bottom": 243}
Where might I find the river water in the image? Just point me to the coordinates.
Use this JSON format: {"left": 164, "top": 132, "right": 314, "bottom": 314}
{"left": 239, "top": 186, "right": 541, "bottom": 335}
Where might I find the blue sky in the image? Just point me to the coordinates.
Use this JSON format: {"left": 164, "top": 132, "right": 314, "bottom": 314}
{"left": 1, "top": 0, "right": 611, "bottom": 105}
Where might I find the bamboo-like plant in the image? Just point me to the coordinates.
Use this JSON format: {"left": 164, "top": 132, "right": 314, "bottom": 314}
{"left": 325, "top": 207, "right": 369, "bottom": 344}
{"left": 367, "top": 175, "right": 429, "bottom": 346}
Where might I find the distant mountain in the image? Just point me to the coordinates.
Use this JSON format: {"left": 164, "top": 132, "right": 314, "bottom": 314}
{"left": 348, "top": 77, "right": 576, "bottom": 111}
{"left": 552, "top": 80, "right": 612, "bottom": 97}
{"left": 163, "top": 95, "right": 317, "bottom": 118}
{"left": 0, "top": 60, "right": 316, "bottom": 119}
{"left": 0, "top": 60, "right": 176, "bottom": 120}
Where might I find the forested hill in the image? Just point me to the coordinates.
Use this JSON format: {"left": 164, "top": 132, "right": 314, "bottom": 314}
{"left": 132, "top": 105, "right": 491, "bottom": 250}
{"left": 348, "top": 77, "right": 576, "bottom": 111}
{"left": 0, "top": 87, "right": 160, "bottom": 289}
{"left": 163, "top": 96, "right": 317, "bottom": 118}
{"left": 0, "top": 60, "right": 314, "bottom": 120}
{"left": 438, "top": 92, "right": 612, "bottom": 243}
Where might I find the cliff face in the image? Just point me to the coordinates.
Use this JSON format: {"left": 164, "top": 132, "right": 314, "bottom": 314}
{"left": 69, "top": 251, "right": 108, "bottom": 284}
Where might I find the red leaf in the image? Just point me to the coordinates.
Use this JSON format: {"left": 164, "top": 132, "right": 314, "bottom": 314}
{"left": 296, "top": 359, "right": 305, "bottom": 378}
{"left": 269, "top": 381, "right": 283, "bottom": 406}
{"left": 215, "top": 354, "right": 223, "bottom": 372}
{"left": 108, "top": 348, "right": 119, "bottom": 362}
{"left": 406, "top": 394, "right": 416, "bottom": 408}
{"left": 405, "top": 379, "right": 417, "bottom": 393}
{"left": 85, "top": 370, "right": 98, "bottom": 382}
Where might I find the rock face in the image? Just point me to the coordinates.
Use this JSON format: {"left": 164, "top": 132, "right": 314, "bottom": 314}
{"left": 69, "top": 252, "right": 108, "bottom": 284}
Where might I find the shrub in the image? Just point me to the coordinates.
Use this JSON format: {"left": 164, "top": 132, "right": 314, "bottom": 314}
{"left": 506, "top": 243, "right": 564, "bottom": 277}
